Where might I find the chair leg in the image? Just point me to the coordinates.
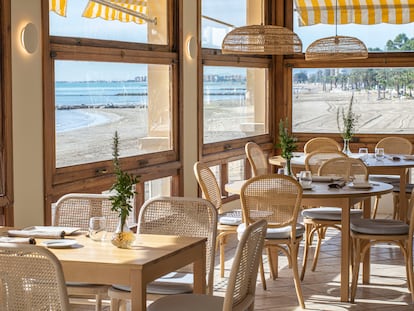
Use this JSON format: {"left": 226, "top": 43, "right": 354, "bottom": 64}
{"left": 291, "top": 241, "right": 305, "bottom": 309}
{"left": 259, "top": 257, "right": 267, "bottom": 290}
{"left": 95, "top": 294, "right": 103, "bottom": 311}
{"left": 350, "top": 237, "right": 362, "bottom": 303}
{"left": 220, "top": 235, "right": 226, "bottom": 278}
{"left": 300, "top": 223, "right": 312, "bottom": 281}
{"left": 393, "top": 193, "right": 400, "bottom": 220}
{"left": 311, "top": 226, "right": 323, "bottom": 272}
{"left": 267, "top": 247, "right": 278, "bottom": 280}
{"left": 372, "top": 195, "right": 381, "bottom": 219}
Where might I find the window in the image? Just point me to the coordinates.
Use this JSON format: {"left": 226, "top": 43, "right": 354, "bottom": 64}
{"left": 203, "top": 66, "right": 269, "bottom": 144}
{"left": 44, "top": 0, "right": 177, "bottom": 222}
{"left": 55, "top": 61, "right": 172, "bottom": 168}
{"left": 292, "top": 67, "right": 414, "bottom": 134}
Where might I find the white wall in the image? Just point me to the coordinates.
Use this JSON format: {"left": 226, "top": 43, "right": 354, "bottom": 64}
{"left": 11, "top": 0, "right": 44, "bottom": 226}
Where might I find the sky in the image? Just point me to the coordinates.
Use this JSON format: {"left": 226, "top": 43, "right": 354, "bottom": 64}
{"left": 51, "top": 0, "right": 414, "bottom": 81}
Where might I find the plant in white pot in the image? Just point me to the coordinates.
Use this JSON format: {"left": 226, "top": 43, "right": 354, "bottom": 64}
{"left": 110, "top": 131, "right": 139, "bottom": 248}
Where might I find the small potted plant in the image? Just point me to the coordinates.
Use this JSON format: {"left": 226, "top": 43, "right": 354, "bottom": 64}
{"left": 276, "top": 118, "right": 297, "bottom": 176}
{"left": 337, "top": 94, "right": 359, "bottom": 155}
{"left": 110, "top": 131, "right": 140, "bottom": 248}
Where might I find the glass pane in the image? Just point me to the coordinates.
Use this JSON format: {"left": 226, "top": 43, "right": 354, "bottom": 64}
{"left": 228, "top": 159, "right": 244, "bottom": 183}
{"left": 55, "top": 61, "right": 172, "bottom": 167}
{"left": 144, "top": 177, "right": 172, "bottom": 201}
{"left": 203, "top": 66, "right": 268, "bottom": 144}
{"left": 294, "top": 9, "right": 414, "bottom": 52}
{"left": 202, "top": 0, "right": 261, "bottom": 49}
{"left": 292, "top": 67, "right": 414, "bottom": 134}
{"left": 50, "top": 0, "right": 167, "bottom": 45}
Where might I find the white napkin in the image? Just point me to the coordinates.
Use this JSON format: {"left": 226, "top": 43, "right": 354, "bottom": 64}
{"left": 0, "top": 236, "right": 36, "bottom": 244}
{"left": 8, "top": 228, "right": 65, "bottom": 239}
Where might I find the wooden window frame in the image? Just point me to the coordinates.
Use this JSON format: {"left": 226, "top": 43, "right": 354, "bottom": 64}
{"left": 0, "top": 0, "right": 13, "bottom": 226}
{"left": 42, "top": 0, "right": 180, "bottom": 224}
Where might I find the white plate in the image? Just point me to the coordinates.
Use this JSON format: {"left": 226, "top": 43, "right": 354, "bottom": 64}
{"left": 23, "top": 226, "right": 81, "bottom": 236}
{"left": 349, "top": 183, "right": 373, "bottom": 189}
{"left": 41, "top": 239, "right": 78, "bottom": 249}
{"left": 403, "top": 155, "right": 414, "bottom": 161}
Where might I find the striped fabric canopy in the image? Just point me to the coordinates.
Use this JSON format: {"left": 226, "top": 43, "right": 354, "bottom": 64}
{"left": 49, "top": 0, "right": 149, "bottom": 24}
{"left": 83, "top": 0, "right": 148, "bottom": 24}
{"left": 295, "top": 0, "right": 414, "bottom": 26}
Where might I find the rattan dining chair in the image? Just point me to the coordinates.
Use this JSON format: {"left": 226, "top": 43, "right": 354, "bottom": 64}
{"left": 194, "top": 161, "right": 242, "bottom": 278}
{"left": 303, "top": 137, "right": 342, "bottom": 154}
{"left": 54, "top": 193, "right": 129, "bottom": 311}
{"left": 0, "top": 243, "right": 71, "bottom": 311}
{"left": 301, "top": 158, "right": 367, "bottom": 281}
{"left": 108, "top": 196, "right": 217, "bottom": 311}
{"left": 304, "top": 150, "right": 347, "bottom": 175}
{"left": 350, "top": 189, "right": 414, "bottom": 303}
{"left": 372, "top": 137, "right": 413, "bottom": 219}
{"left": 239, "top": 174, "right": 305, "bottom": 309}
{"left": 147, "top": 219, "right": 267, "bottom": 311}
{"left": 245, "top": 142, "right": 269, "bottom": 176}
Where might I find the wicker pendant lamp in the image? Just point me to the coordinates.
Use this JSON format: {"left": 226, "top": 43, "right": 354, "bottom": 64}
{"left": 305, "top": 0, "right": 368, "bottom": 61}
{"left": 221, "top": 0, "right": 302, "bottom": 55}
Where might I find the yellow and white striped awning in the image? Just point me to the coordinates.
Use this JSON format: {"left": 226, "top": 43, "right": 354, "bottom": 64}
{"left": 83, "top": 0, "right": 149, "bottom": 24}
{"left": 295, "top": 0, "right": 414, "bottom": 26}
{"left": 49, "top": 0, "right": 67, "bottom": 17}
{"left": 50, "top": 0, "right": 152, "bottom": 24}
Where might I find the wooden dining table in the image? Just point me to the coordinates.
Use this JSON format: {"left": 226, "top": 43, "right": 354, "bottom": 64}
{"left": 269, "top": 153, "right": 414, "bottom": 222}
{"left": 225, "top": 179, "right": 393, "bottom": 302}
{"left": 3, "top": 232, "right": 207, "bottom": 311}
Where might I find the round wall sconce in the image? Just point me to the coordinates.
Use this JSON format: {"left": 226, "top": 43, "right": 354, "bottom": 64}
{"left": 21, "top": 23, "right": 38, "bottom": 54}
{"left": 186, "top": 35, "right": 197, "bottom": 60}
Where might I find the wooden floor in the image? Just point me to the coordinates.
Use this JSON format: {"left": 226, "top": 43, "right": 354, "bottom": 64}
{"left": 72, "top": 218, "right": 414, "bottom": 311}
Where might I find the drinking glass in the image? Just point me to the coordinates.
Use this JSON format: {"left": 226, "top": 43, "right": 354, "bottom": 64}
{"left": 358, "top": 147, "right": 368, "bottom": 161}
{"left": 375, "top": 147, "right": 385, "bottom": 161}
{"left": 89, "top": 216, "right": 107, "bottom": 241}
{"left": 299, "top": 171, "right": 312, "bottom": 188}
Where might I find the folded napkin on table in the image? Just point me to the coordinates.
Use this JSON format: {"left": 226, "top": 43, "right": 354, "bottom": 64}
{"left": 8, "top": 227, "right": 65, "bottom": 239}
{"left": 0, "top": 236, "right": 36, "bottom": 244}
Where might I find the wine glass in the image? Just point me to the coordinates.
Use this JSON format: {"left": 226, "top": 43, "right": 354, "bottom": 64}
{"left": 358, "top": 147, "right": 369, "bottom": 161}
{"left": 89, "top": 216, "right": 107, "bottom": 241}
{"left": 299, "top": 171, "right": 312, "bottom": 188}
{"left": 375, "top": 147, "right": 385, "bottom": 161}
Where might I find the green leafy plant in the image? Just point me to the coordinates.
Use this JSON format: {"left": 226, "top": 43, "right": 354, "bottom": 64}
{"left": 276, "top": 118, "right": 297, "bottom": 161}
{"left": 337, "top": 94, "right": 359, "bottom": 140}
{"left": 110, "top": 131, "right": 139, "bottom": 228}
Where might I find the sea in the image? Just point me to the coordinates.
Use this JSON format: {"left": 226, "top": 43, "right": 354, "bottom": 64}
{"left": 55, "top": 80, "right": 247, "bottom": 133}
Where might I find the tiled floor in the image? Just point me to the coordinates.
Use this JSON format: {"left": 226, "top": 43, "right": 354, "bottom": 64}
{"left": 72, "top": 221, "right": 413, "bottom": 311}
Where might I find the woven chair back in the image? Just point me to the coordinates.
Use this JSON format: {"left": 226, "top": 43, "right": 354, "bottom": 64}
{"left": 194, "top": 162, "right": 223, "bottom": 212}
{"left": 245, "top": 142, "right": 268, "bottom": 176}
{"left": 375, "top": 137, "right": 413, "bottom": 155}
{"left": 223, "top": 219, "right": 267, "bottom": 311}
{"left": 304, "top": 137, "right": 341, "bottom": 154}
{"left": 305, "top": 151, "right": 347, "bottom": 175}
{"left": 319, "top": 157, "right": 368, "bottom": 182}
{"left": 0, "top": 244, "right": 70, "bottom": 311}
{"left": 137, "top": 196, "right": 217, "bottom": 295}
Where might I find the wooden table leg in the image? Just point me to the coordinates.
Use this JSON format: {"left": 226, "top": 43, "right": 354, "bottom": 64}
{"left": 130, "top": 270, "right": 146, "bottom": 311}
{"left": 362, "top": 197, "right": 371, "bottom": 284}
{"left": 193, "top": 243, "right": 206, "bottom": 294}
{"left": 399, "top": 170, "right": 408, "bottom": 222}
{"left": 340, "top": 198, "right": 350, "bottom": 302}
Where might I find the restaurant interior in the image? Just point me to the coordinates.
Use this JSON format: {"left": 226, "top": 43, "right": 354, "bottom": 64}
{"left": 2, "top": 0, "right": 414, "bottom": 310}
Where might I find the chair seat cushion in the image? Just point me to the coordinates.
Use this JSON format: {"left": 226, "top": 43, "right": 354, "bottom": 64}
{"left": 302, "top": 207, "right": 363, "bottom": 221}
{"left": 112, "top": 272, "right": 193, "bottom": 295}
{"left": 351, "top": 218, "right": 409, "bottom": 235}
{"left": 219, "top": 210, "right": 242, "bottom": 225}
{"left": 237, "top": 223, "right": 304, "bottom": 240}
{"left": 148, "top": 294, "right": 224, "bottom": 311}
{"left": 392, "top": 183, "right": 414, "bottom": 194}
{"left": 369, "top": 175, "right": 400, "bottom": 184}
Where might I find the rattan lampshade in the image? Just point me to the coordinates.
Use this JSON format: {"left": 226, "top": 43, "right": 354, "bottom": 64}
{"left": 305, "top": 35, "right": 368, "bottom": 61}
{"left": 221, "top": 25, "right": 302, "bottom": 55}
